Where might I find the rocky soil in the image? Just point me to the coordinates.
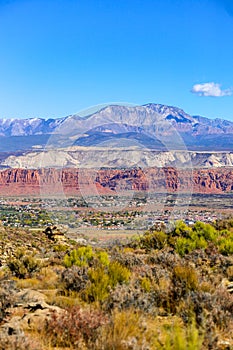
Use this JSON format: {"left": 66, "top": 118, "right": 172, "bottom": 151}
{"left": 1, "top": 220, "right": 233, "bottom": 349}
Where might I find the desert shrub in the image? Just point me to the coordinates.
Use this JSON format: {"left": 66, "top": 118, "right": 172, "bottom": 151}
{"left": 135, "top": 221, "right": 221, "bottom": 258}
{"left": 63, "top": 247, "right": 110, "bottom": 269}
{"left": 140, "top": 277, "right": 152, "bottom": 292}
{"left": 199, "top": 281, "right": 214, "bottom": 294}
{"left": 172, "top": 220, "right": 192, "bottom": 237}
{"left": 175, "top": 235, "right": 208, "bottom": 257}
{"left": 61, "top": 257, "right": 130, "bottom": 303}
{"left": 170, "top": 265, "right": 199, "bottom": 307}
{"left": 138, "top": 230, "right": 168, "bottom": 250}
{"left": 108, "top": 261, "right": 131, "bottom": 288}
{"left": 83, "top": 262, "right": 131, "bottom": 303}
{"left": 211, "top": 288, "right": 233, "bottom": 328}
{"left": 194, "top": 236, "right": 208, "bottom": 250}
{"left": 214, "top": 218, "right": 233, "bottom": 231}
{"left": 0, "top": 280, "right": 17, "bottom": 322}
{"left": 105, "top": 281, "right": 161, "bottom": 314}
{"left": 15, "top": 277, "right": 40, "bottom": 289}
{"left": 147, "top": 248, "right": 181, "bottom": 271}
{"left": 45, "top": 306, "right": 108, "bottom": 348}
{"left": 46, "top": 292, "right": 81, "bottom": 308}
{"left": 84, "top": 267, "right": 110, "bottom": 302}
{"left": 172, "top": 222, "right": 217, "bottom": 256}
{"left": 173, "top": 265, "right": 198, "bottom": 292}
{"left": 217, "top": 237, "right": 233, "bottom": 255}
{"left": 53, "top": 243, "right": 68, "bottom": 252}
{"left": 35, "top": 266, "right": 60, "bottom": 289}
{"left": 175, "top": 237, "right": 196, "bottom": 257}
{"left": 61, "top": 265, "right": 89, "bottom": 292}
{"left": 178, "top": 289, "right": 233, "bottom": 348}
{"left": 113, "top": 252, "right": 145, "bottom": 269}
{"left": 64, "top": 246, "right": 94, "bottom": 267}
{"left": 132, "top": 264, "right": 154, "bottom": 279}
{"left": 96, "top": 251, "right": 110, "bottom": 267}
{"left": 97, "top": 309, "right": 152, "bottom": 350}
{"left": 7, "top": 249, "right": 41, "bottom": 279}
{"left": 154, "top": 318, "right": 203, "bottom": 350}
{"left": 99, "top": 310, "right": 202, "bottom": 350}
{"left": 192, "top": 221, "right": 217, "bottom": 242}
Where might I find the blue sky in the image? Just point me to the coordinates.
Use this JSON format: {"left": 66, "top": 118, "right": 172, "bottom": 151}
{"left": 0, "top": 0, "right": 233, "bottom": 120}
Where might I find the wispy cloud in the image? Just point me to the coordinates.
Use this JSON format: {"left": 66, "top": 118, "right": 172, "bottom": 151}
{"left": 191, "top": 82, "right": 232, "bottom": 97}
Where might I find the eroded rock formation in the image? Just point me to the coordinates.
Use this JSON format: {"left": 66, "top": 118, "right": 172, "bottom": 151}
{"left": 0, "top": 167, "right": 233, "bottom": 195}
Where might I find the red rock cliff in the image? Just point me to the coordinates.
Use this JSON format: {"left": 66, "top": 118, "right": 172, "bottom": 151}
{"left": 0, "top": 167, "right": 233, "bottom": 196}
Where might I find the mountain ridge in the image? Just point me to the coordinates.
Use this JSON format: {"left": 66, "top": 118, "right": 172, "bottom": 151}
{"left": 0, "top": 103, "right": 232, "bottom": 136}
{"left": 0, "top": 103, "right": 233, "bottom": 153}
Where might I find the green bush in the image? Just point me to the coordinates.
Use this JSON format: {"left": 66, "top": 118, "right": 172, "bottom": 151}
{"left": 85, "top": 267, "right": 110, "bottom": 302}
{"left": 83, "top": 261, "right": 130, "bottom": 303}
{"left": 155, "top": 319, "right": 203, "bottom": 350}
{"left": 53, "top": 244, "right": 68, "bottom": 252}
{"left": 140, "top": 277, "right": 152, "bottom": 292}
{"left": 175, "top": 235, "right": 208, "bottom": 257}
{"left": 193, "top": 221, "right": 217, "bottom": 242}
{"left": 218, "top": 237, "right": 233, "bottom": 255}
{"left": 139, "top": 230, "right": 167, "bottom": 250}
{"left": 194, "top": 236, "right": 208, "bottom": 250}
{"left": 173, "top": 221, "right": 218, "bottom": 256}
{"left": 172, "top": 221, "right": 192, "bottom": 238}
{"left": 108, "top": 261, "right": 131, "bottom": 288}
{"left": 64, "top": 246, "right": 94, "bottom": 267}
{"left": 64, "top": 247, "right": 111, "bottom": 268}
{"left": 96, "top": 251, "right": 110, "bottom": 267}
{"left": 175, "top": 237, "right": 195, "bottom": 256}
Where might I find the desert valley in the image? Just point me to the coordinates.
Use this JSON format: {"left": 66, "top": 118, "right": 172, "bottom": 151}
{"left": 0, "top": 103, "right": 233, "bottom": 349}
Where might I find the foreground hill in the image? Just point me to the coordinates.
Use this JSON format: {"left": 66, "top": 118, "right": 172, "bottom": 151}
{"left": 1, "top": 219, "right": 233, "bottom": 349}
{"left": 0, "top": 167, "right": 233, "bottom": 195}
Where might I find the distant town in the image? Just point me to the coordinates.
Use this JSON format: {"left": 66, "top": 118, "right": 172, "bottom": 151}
{"left": 0, "top": 193, "right": 231, "bottom": 231}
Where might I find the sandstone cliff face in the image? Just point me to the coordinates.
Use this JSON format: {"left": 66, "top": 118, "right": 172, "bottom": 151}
{"left": 0, "top": 167, "right": 233, "bottom": 196}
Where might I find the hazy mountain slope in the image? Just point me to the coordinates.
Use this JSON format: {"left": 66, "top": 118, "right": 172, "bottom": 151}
{"left": 0, "top": 117, "right": 65, "bottom": 137}
{"left": 0, "top": 103, "right": 233, "bottom": 152}
{"left": 50, "top": 104, "right": 233, "bottom": 150}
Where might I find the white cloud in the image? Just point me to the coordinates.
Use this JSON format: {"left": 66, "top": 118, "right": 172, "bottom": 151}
{"left": 191, "top": 82, "right": 232, "bottom": 97}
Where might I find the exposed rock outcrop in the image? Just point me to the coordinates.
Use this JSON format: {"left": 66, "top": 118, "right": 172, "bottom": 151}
{"left": 3, "top": 148, "right": 233, "bottom": 169}
{"left": 0, "top": 167, "right": 232, "bottom": 195}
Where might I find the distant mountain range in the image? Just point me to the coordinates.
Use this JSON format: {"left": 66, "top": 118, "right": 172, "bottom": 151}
{"left": 0, "top": 104, "right": 233, "bottom": 152}
{"left": 0, "top": 117, "right": 64, "bottom": 137}
{"left": 1, "top": 103, "right": 233, "bottom": 169}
